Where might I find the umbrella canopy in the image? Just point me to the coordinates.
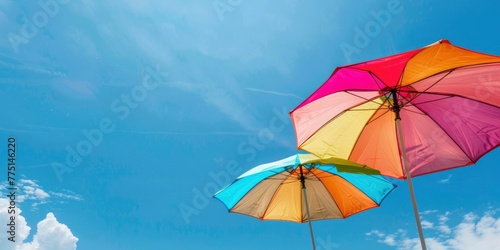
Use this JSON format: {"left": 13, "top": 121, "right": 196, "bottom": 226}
{"left": 290, "top": 39, "right": 500, "bottom": 249}
{"left": 214, "top": 154, "right": 395, "bottom": 250}
{"left": 214, "top": 154, "right": 396, "bottom": 222}
{"left": 290, "top": 39, "right": 500, "bottom": 179}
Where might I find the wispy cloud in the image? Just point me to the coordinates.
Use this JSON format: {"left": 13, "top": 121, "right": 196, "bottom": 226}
{"left": 51, "top": 79, "right": 99, "bottom": 101}
{"left": 0, "top": 52, "right": 66, "bottom": 77}
{"left": 60, "top": 0, "right": 325, "bottom": 133}
{"left": 0, "top": 179, "right": 83, "bottom": 210}
{"left": 438, "top": 175, "right": 452, "bottom": 184}
{"left": 420, "top": 209, "right": 438, "bottom": 215}
{"left": 201, "top": 88, "right": 261, "bottom": 131}
{"left": 17, "top": 164, "right": 52, "bottom": 169}
{"left": 49, "top": 191, "right": 84, "bottom": 202}
{"left": 245, "top": 87, "right": 303, "bottom": 99}
{"left": 15, "top": 179, "right": 50, "bottom": 205}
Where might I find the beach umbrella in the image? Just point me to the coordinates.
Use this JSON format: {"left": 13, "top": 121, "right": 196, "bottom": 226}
{"left": 290, "top": 39, "right": 500, "bottom": 249}
{"left": 214, "top": 154, "right": 396, "bottom": 250}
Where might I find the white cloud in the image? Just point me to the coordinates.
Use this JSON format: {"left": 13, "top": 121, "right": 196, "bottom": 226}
{"left": 33, "top": 190, "right": 49, "bottom": 200}
{"left": 369, "top": 210, "right": 500, "bottom": 250}
{"left": 0, "top": 199, "right": 78, "bottom": 250}
{"left": 439, "top": 212, "right": 450, "bottom": 223}
{"left": 19, "top": 180, "right": 39, "bottom": 187}
{"left": 0, "top": 198, "right": 31, "bottom": 245}
{"left": 0, "top": 180, "right": 81, "bottom": 249}
{"left": 19, "top": 213, "right": 78, "bottom": 250}
{"left": 437, "top": 224, "right": 452, "bottom": 235}
{"left": 424, "top": 238, "right": 448, "bottom": 250}
{"left": 382, "top": 235, "right": 397, "bottom": 246}
{"left": 447, "top": 213, "right": 500, "bottom": 250}
{"left": 15, "top": 180, "right": 50, "bottom": 204}
{"left": 437, "top": 212, "right": 452, "bottom": 234}
{"left": 366, "top": 229, "right": 385, "bottom": 237}
{"left": 421, "top": 220, "right": 433, "bottom": 229}
{"left": 20, "top": 186, "right": 50, "bottom": 201}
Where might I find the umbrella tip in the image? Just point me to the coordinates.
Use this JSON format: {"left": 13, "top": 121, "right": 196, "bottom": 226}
{"left": 427, "top": 39, "right": 451, "bottom": 48}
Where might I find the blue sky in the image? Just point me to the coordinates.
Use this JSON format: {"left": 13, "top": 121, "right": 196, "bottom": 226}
{"left": 1, "top": 0, "right": 500, "bottom": 249}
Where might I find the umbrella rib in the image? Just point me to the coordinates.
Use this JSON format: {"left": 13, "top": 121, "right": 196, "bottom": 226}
{"left": 344, "top": 91, "right": 387, "bottom": 108}
{"left": 396, "top": 40, "right": 446, "bottom": 89}
{"left": 309, "top": 167, "right": 346, "bottom": 219}
{"left": 361, "top": 71, "right": 400, "bottom": 126}
{"left": 290, "top": 67, "right": 343, "bottom": 113}
{"left": 334, "top": 174, "right": 380, "bottom": 206}
{"left": 346, "top": 108, "right": 388, "bottom": 111}
{"left": 291, "top": 69, "right": 386, "bottom": 115}
{"left": 396, "top": 51, "right": 418, "bottom": 90}
{"left": 345, "top": 99, "right": 389, "bottom": 160}
{"left": 260, "top": 170, "right": 298, "bottom": 221}
{"left": 331, "top": 173, "right": 396, "bottom": 219}
{"left": 292, "top": 66, "right": 387, "bottom": 113}
{"left": 402, "top": 61, "right": 500, "bottom": 90}
{"left": 406, "top": 91, "right": 500, "bottom": 109}
{"left": 401, "top": 100, "right": 475, "bottom": 164}
{"left": 393, "top": 61, "right": 494, "bottom": 166}
{"left": 350, "top": 60, "right": 406, "bottom": 92}
{"left": 299, "top": 93, "right": 384, "bottom": 149}
{"left": 402, "top": 95, "right": 455, "bottom": 110}
{"left": 413, "top": 69, "right": 452, "bottom": 98}
{"left": 363, "top": 103, "right": 392, "bottom": 125}
{"left": 399, "top": 107, "right": 430, "bottom": 116}
{"left": 338, "top": 66, "right": 389, "bottom": 92}
{"left": 227, "top": 171, "right": 288, "bottom": 214}
{"left": 302, "top": 166, "right": 319, "bottom": 222}
{"left": 368, "top": 71, "right": 389, "bottom": 93}
{"left": 401, "top": 70, "right": 454, "bottom": 105}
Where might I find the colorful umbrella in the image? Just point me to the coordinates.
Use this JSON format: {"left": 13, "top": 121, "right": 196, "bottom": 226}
{"left": 214, "top": 154, "right": 396, "bottom": 250}
{"left": 290, "top": 39, "right": 500, "bottom": 249}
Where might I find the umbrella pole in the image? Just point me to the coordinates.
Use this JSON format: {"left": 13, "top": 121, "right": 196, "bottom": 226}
{"left": 300, "top": 165, "right": 316, "bottom": 250}
{"left": 392, "top": 89, "right": 427, "bottom": 250}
